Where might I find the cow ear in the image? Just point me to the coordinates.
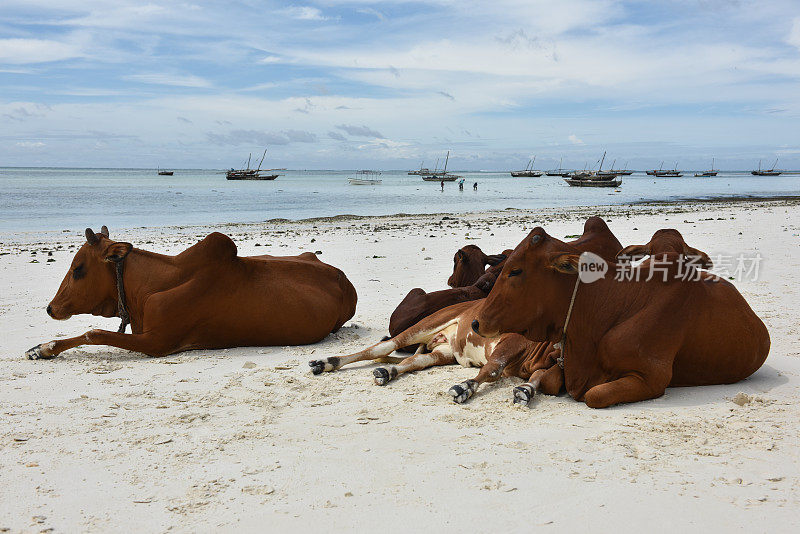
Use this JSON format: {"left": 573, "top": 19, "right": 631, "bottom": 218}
{"left": 486, "top": 253, "right": 506, "bottom": 266}
{"left": 550, "top": 253, "right": 580, "bottom": 274}
{"left": 103, "top": 242, "right": 132, "bottom": 262}
{"left": 100, "top": 225, "right": 109, "bottom": 237}
{"left": 617, "top": 244, "right": 649, "bottom": 261}
{"left": 686, "top": 246, "right": 713, "bottom": 269}
{"left": 85, "top": 228, "right": 99, "bottom": 245}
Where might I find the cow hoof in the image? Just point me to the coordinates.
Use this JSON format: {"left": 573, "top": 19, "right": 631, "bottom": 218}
{"left": 448, "top": 380, "right": 476, "bottom": 404}
{"left": 308, "top": 360, "right": 327, "bottom": 375}
{"left": 513, "top": 385, "right": 534, "bottom": 405}
{"left": 26, "top": 344, "right": 54, "bottom": 360}
{"left": 372, "top": 367, "right": 393, "bottom": 386}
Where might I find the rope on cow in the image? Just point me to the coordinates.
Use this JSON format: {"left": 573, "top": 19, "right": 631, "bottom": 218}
{"left": 112, "top": 258, "right": 130, "bottom": 333}
{"left": 555, "top": 274, "right": 581, "bottom": 369}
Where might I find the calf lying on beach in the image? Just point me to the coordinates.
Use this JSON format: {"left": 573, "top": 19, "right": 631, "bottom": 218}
{"left": 310, "top": 217, "right": 622, "bottom": 404}
{"left": 472, "top": 227, "right": 770, "bottom": 408}
{"left": 26, "top": 226, "right": 357, "bottom": 359}
{"left": 312, "top": 298, "right": 565, "bottom": 404}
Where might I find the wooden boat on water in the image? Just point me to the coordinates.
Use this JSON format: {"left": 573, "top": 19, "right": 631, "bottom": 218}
{"left": 408, "top": 161, "right": 444, "bottom": 176}
{"left": 752, "top": 159, "right": 782, "bottom": 176}
{"left": 510, "top": 157, "right": 543, "bottom": 177}
{"left": 604, "top": 159, "right": 634, "bottom": 176}
{"left": 157, "top": 167, "right": 174, "bottom": 176}
{"left": 565, "top": 151, "right": 622, "bottom": 187}
{"left": 545, "top": 157, "right": 571, "bottom": 177}
{"left": 648, "top": 162, "right": 682, "bottom": 177}
{"left": 226, "top": 149, "right": 284, "bottom": 180}
{"left": 695, "top": 158, "right": 718, "bottom": 177}
{"left": 565, "top": 176, "right": 622, "bottom": 187}
{"left": 422, "top": 151, "right": 460, "bottom": 181}
{"left": 348, "top": 170, "right": 382, "bottom": 185}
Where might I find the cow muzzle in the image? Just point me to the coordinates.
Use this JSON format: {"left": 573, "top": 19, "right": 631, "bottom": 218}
{"left": 46, "top": 303, "right": 71, "bottom": 321}
{"left": 471, "top": 318, "right": 502, "bottom": 339}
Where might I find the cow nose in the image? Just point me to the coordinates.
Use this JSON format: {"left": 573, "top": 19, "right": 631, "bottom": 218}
{"left": 46, "top": 304, "right": 53, "bottom": 317}
{"left": 471, "top": 319, "right": 480, "bottom": 334}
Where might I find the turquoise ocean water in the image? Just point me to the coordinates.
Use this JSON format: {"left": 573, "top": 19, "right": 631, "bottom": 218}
{"left": 1, "top": 167, "right": 798, "bottom": 233}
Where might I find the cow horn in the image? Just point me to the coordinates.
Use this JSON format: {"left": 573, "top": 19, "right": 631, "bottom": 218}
{"left": 85, "top": 228, "right": 99, "bottom": 245}
{"left": 100, "top": 225, "right": 109, "bottom": 237}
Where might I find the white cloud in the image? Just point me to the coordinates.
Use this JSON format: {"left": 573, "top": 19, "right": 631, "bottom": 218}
{"left": 258, "top": 55, "right": 283, "bottom": 64}
{"left": 568, "top": 134, "right": 584, "bottom": 145}
{"left": 124, "top": 73, "right": 212, "bottom": 88}
{"left": 0, "top": 38, "right": 83, "bottom": 64}
{"left": 16, "top": 141, "right": 46, "bottom": 148}
{"left": 281, "top": 6, "right": 328, "bottom": 21}
{"left": 788, "top": 17, "right": 800, "bottom": 49}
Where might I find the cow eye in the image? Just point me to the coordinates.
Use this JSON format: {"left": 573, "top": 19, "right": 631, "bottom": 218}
{"left": 72, "top": 264, "right": 86, "bottom": 280}
{"left": 509, "top": 268, "right": 522, "bottom": 277}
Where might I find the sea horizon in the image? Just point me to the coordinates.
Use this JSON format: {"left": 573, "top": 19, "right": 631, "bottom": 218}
{"left": 1, "top": 166, "right": 798, "bottom": 235}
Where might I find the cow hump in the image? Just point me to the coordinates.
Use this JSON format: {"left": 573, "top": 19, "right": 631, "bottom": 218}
{"left": 180, "top": 232, "right": 238, "bottom": 261}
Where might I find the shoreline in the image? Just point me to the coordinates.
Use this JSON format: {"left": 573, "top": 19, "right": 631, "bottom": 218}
{"left": 3, "top": 195, "right": 799, "bottom": 245}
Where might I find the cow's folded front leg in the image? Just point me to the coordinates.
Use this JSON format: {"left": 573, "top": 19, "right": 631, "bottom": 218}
{"left": 373, "top": 348, "right": 455, "bottom": 386}
{"left": 583, "top": 372, "right": 668, "bottom": 409}
{"left": 26, "top": 329, "right": 175, "bottom": 359}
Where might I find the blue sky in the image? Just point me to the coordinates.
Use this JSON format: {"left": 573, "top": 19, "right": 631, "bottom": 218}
{"left": 2, "top": 0, "right": 800, "bottom": 170}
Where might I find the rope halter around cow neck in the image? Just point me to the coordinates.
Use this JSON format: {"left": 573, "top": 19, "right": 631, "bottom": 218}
{"left": 110, "top": 256, "right": 130, "bottom": 333}
{"left": 554, "top": 273, "right": 582, "bottom": 369}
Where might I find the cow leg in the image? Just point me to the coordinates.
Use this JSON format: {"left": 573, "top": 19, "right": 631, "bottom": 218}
{"left": 583, "top": 373, "right": 668, "bottom": 409}
{"left": 308, "top": 321, "right": 455, "bottom": 374}
{"left": 448, "top": 344, "right": 520, "bottom": 404}
{"left": 373, "top": 347, "right": 455, "bottom": 386}
{"left": 513, "top": 365, "right": 564, "bottom": 406}
{"left": 25, "top": 329, "right": 175, "bottom": 360}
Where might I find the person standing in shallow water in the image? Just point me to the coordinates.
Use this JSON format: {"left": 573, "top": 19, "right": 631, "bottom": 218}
{"left": 473, "top": 182, "right": 478, "bottom": 191}
{"left": 458, "top": 177, "right": 465, "bottom": 191}
{"left": 440, "top": 179, "right": 444, "bottom": 191}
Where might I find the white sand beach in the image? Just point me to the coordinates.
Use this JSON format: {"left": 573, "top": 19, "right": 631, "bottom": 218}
{"left": 1, "top": 198, "right": 799, "bottom": 532}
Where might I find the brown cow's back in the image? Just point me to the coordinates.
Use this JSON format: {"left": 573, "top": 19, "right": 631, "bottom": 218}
{"left": 670, "top": 277, "right": 770, "bottom": 386}
{"left": 136, "top": 233, "right": 356, "bottom": 348}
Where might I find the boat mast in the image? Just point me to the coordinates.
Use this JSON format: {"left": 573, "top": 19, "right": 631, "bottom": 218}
{"left": 770, "top": 158, "right": 778, "bottom": 171}
{"left": 443, "top": 150, "right": 450, "bottom": 174}
{"left": 256, "top": 148, "right": 268, "bottom": 172}
{"left": 598, "top": 151, "right": 606, "bottom": 172}
{"left": 246, "top": 153, "right": 252, "bottom": 170}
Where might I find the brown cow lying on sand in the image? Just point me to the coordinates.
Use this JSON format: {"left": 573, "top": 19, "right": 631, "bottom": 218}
{"left": 309, "top": 217, "right": 622, "bottom": 405}
{"left": 388, "top": 247, "right": 510, "bottom": 344}
{"left": 26, "top": 226, "right": 357, "bottom": 359}
{"left": 472, "top": 227, "right": 770, "bottom": 408}
{"left": 447, "top": 245, "right": 508, "bottom": 288}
